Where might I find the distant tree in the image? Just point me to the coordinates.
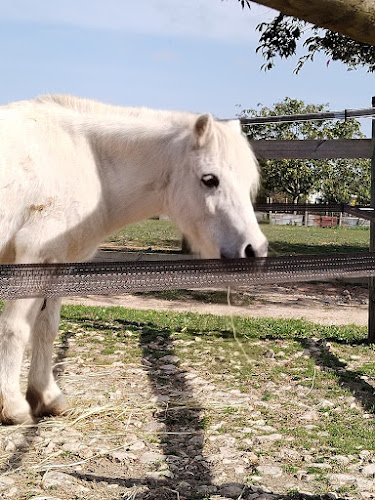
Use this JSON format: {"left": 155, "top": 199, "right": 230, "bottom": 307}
{"left": 238, "top": 97, "right": 370, "bottom": 204}
{"left": 318, "top": 159, "right": 371, "bottom": 204}
{"left": 236, "top": 0, "right": 375, "bottom": 73}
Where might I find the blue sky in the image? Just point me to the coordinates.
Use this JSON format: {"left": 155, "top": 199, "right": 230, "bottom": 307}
{"left": 1, "top": 0, "right": 374, "bottom": 135}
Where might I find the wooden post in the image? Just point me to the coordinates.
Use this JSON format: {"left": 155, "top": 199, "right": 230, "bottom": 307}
{"left": 368, "top": 96, "right": 375, "bottom": 343}
{"left": 304, "top": 209, "right": 308, "bottom": 227}
{"left": 268, "top": 197, "right": 272, "bottom": 223}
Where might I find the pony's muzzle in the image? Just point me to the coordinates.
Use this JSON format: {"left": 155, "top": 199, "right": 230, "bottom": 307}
{"left": 252, "top": 239, "right": 268, "bottom": 258}
{"left": 220, "top": 241, "right": 268, "bottom": 259}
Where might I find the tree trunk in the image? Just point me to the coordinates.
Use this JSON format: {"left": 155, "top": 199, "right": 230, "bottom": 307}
{"left": 252, "top": 0, "right": 375, "bottom": 45}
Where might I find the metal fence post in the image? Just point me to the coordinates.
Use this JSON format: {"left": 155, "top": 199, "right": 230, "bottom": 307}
{"left": 368, "top": 96, "right": 375, "bottom": 343}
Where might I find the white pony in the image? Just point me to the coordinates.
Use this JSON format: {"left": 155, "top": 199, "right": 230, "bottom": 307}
{"left": 0, "top": 95, "right": 267, "bottom": 424}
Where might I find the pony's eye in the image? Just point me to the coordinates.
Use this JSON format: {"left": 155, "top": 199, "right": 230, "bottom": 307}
{"left": 201, "top": 174, "right": 219, "bottom": 188}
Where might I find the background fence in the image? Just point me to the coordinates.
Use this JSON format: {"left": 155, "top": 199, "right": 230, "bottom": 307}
{"left": 244, "top": 97, "right": 375, "bottom": 341}
{"left": 253, "top": 202, "right": 373, "bottom": 227}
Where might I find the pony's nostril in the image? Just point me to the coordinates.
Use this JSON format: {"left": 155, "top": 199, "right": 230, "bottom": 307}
{"left": 245, "top": 244, "right": 256, "bottom": 258}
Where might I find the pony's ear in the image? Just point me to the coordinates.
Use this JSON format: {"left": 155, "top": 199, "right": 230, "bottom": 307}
{"left": 194, "top": 113, "right": 213, "bottom": 147}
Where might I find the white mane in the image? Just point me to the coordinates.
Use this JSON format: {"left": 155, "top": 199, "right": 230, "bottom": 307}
{"left": 35, "top": 94, "right": 199, "bottom": 126}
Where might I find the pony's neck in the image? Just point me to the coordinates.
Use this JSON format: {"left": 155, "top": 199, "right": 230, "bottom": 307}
{"left": 86, "top": 117, "right": 187, "bottom": 234}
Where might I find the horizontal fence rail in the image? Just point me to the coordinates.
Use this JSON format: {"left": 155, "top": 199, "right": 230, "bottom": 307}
{"left": 255, "top": 202, "right": 345, "bottom": 213}
{"left": 344, "top": 206, "right": 375, "bottom": 220}
{"left": 250, "top": 139, "right": 372, "bottom": 160}
{"left": 236, "top": 106, "right": 375, "bottom": 125}
{"left": 2, "top": 253, "right": 375, "bottom": 300}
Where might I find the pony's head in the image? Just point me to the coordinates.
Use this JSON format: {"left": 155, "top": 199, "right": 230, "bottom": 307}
{"left": 167, "top": 113, "right": 267, "bottom": 259}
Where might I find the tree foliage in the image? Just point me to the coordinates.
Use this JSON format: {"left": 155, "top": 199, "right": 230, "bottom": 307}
{"left": 237, "top": 98, "right": 370, "bottom": 203}
{"left": 256, "top": 13, "right": 375, "bottom": 73}
{"left": 237, "top": 1, "right": 375, "bottom": 73}
{"left": 318, "top": 159, "right": 371, "bottom": 204}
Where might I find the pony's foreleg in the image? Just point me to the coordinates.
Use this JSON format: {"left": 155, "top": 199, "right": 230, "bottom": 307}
{"left": 0, "top": 298, "right": 44, "bottom": 424}
{"left": 26, "top": 297, "right": 68, "bottom": 418}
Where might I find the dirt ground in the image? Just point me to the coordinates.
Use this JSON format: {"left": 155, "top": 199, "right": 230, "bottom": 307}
{"left": 64, "top": 280, "right": 370, "bottom": 327}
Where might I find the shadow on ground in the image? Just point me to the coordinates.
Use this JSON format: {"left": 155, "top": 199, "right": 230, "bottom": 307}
{"left": 269, "top": 242, "right": 369, "bottom": 257}
{"left": 297, "top": 337, "right": 375, "bottom": 416}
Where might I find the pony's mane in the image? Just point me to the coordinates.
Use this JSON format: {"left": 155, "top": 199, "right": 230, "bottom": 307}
{"left": 35, "top": 94, "right": 199, "bottom": 126}
{"left": 33, "top": 95, "right": 259, "bottom": 193}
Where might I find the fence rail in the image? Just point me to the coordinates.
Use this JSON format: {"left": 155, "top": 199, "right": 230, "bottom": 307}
{"left": 250, "top": 139, "right": 372, "bottom": 160}
{"left": 236, "top": 106, "right": 375, "bottom": 125}
{"left": 254, "top": 203, "right": 375, "bottom": 221}
{"left": 2, "top": 254, "right": 375, "bottom": 300}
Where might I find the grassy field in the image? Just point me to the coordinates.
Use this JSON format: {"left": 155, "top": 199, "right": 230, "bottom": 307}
{"left": 106, "top": 219, "right": 370, "bottom": 255}
{"left": 107, "top": 219, "right": 181, "bottom": 252}
{"left": 263, "top": 224, "right": 370, "bottom": 256}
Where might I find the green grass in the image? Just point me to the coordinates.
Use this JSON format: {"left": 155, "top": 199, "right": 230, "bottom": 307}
{"left": 262, "top": 224, "right": 370, "bottom": 256}
{"left": 106, "top": 219, "right": 370, "bottom": 255}
{"left": 61, "top": 304, "right": 368, "bottom": 343}
{"left": 106, "top": 219, "right": 181, "bottom": 252}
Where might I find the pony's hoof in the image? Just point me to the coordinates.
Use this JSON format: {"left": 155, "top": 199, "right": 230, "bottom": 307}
{"left": 26, "top": 389, "right": 69, "bottom": 418}
{"left": 0, "top": 401, "right": 34, "bottom": 425}
{"left": 41, "top": 393, "right": 69, "bottom": 417}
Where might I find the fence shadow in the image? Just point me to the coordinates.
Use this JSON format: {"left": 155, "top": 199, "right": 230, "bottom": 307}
{"left": 124, "top": 318, "right": 216, "bottom": 496}
{"left": 296, "top": 337, "right": 375, "bottom": 415}
{"left": 64, "top": 316, "right": 217, "bottom": 497}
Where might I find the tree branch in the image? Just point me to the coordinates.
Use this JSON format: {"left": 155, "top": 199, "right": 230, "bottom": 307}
{"left": 251, "top": 0, "right": 375, "bottom": 45}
